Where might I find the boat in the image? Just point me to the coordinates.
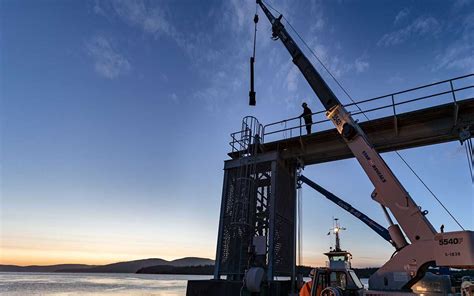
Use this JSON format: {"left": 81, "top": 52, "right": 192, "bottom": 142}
{"left": 303, "top": 218, "right": 364, "bottom": 296}
{"left": 304, "top": 219, "right": 457, "bottom": 296}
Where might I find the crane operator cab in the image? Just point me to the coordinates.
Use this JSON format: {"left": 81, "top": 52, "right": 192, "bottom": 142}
{"left": 306, "top": 220, "right": 364, "bottom": 296}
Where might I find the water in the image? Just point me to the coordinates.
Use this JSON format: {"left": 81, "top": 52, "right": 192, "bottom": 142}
{"left": 0, "top": 272, "right": 370, "bottom": 295}
{"left": 0, "top": 272, "right": 212, "bottom": 296}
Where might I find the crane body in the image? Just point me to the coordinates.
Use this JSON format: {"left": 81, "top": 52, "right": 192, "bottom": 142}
{"left": 256, "top": 0, "right": 474, "bottom": 292}
{"left": 298, "top": 175, "right": 392, "bottom": 245}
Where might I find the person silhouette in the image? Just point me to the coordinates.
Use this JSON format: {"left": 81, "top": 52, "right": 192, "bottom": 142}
{"left": 299, "top": 102, "right": 313, "bottom": 135}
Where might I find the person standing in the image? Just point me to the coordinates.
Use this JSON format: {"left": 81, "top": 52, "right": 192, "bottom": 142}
{"left": 300, "top": 102, "right": 313, "bottom": 135}
{"left": 299, "top": 269, "right": 317, "bottom": 296}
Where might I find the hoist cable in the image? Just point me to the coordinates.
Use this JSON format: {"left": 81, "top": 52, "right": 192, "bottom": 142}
{"left": 297, "top": 186, "right": 303, "bottom": 266}
{"left": 471, "top": 138, "right": 474, "bottom": 182}
{"left": 261, "top": 0, "right": 465, "bottom": 230}
{"left": 466, "top": 138, "right": 474, "bottom": 183}
{"left": 395, "top": 150, "right": 465, "bottom": 230}
{"left": 252, "top": 3, "right": 258, "bottom": 59}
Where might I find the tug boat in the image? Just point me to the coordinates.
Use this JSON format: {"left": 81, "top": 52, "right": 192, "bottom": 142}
{"left": 304, "top": 219, "right": 364, "bottom": 296}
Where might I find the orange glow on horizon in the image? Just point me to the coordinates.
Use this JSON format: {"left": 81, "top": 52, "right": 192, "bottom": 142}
{"left": 1, "top": 229, "right": 217, "bottom": 266}
{"left": 0, "top": 247, "right": 215, "bottom": 266}
{"left": 0, "top": 239, "right": 216, "bottom": 266}
{"left": 1, "top": 247, "right": 383, "bottom": 268}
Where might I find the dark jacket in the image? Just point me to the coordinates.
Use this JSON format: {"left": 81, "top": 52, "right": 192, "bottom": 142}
{"left": 300, "top": 106, "right": 313, "bottom": 123}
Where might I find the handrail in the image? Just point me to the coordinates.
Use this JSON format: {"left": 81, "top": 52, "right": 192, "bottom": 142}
{"left": 251, "top": 74, "right": 473, "bottom": 145}
{"left": 348, "top": 85, "right": 474, "bottom": 116}
{"left": 264, "top": 110, "right": 327, "bottom": 127}
{"left": 229, "top": 116, "right": 264, "bottom": 154}
{"left": 344, "top": 73, "right": 473, "bottom": 108}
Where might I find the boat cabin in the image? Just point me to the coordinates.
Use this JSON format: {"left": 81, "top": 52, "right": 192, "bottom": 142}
{"left": 308, "top": 220, "right": 364, "bottom": 296}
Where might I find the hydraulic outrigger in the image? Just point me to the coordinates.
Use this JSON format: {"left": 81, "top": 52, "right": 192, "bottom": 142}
{"left": 256, "top": 0, "right": 474, "bottom": 293}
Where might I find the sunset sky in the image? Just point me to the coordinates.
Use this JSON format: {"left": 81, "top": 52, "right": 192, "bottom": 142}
{"left": 1, "top": 0, "right": 473, "bottom": 268}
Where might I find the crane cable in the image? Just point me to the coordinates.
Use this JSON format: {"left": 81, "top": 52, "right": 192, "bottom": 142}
{"left": 252, "top": 3, "right": 258, "bottom": 59}
{"left": 262, "top": 0, "right": 465, "bottom": 230}
{"left": 297, "top": 185, "right": 303, "bottom": 266}
{"left": 465, "top": 137, "right": 474, "bottom": 182}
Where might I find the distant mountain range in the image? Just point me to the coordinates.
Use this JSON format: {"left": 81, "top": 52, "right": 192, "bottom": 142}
{"left": 137, "top": 264, "right": 214, "bottom": 275}
{"left": 0, "top": 257, "right": 214, "bottom": 273}
{"left": 0, "top": 264, "right": 95, "bottom": 273}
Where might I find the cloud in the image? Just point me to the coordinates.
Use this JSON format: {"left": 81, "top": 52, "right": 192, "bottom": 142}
{"left": 93, "top": 0, "right": 225, "bottom": 68}
{"left": 85, "top": 35, "right": 130, "bottom": 79}
{"left": 309, "top": 0, "right": 325, "bottom": 31}
{"left": 170, "top": 93, "right": 179, "bottom": 104}
{"left": 306, "top": 42, "right": 369, "bottom": 77}
{"left": 115, "top": 1, "right": 170, "bottom": 35}
{"left": 194, "top": 82, "right": 223, "bottom": 113}
{"left": 286, "top": 67, "right": 299, "bottom": 92}
{"left": 354, "top": 57, "right": 369, "bottom": 73}
{"left": 453, "top": 0, "right": 472, "bottom": 9}
{"left": 229, "top": 0, "right": 246, "bottom": 32}
{"left": 89, "top": 0, "right": 365, "bottom": 112}
{"left": 394, "top": 8, "right": 410, "bottom": 25}
{"left": 377, "top": 16, "right": 441, "bottom": 47}
{"left": 320, "top": 54, "right": 369, "bottom": 79}
{"left": 93, "top": 1, "right": 105, "bottom": 16}
{"left": 91, "top": 0, "right": 251, "bottom": 112}
{"left": 94, "top": 0, "right": 171, "bottom": 36}
{"left": 436, "top": 46, "right": 474, "bottom": 72}
{"left": 435, "top": 13, "right": 474, "bottom": 73}
{"left": 387, "top": 74, "right": 405, "bottom": 85}
{"left": 298, "top": 19, "right": 369, "bottom": 79}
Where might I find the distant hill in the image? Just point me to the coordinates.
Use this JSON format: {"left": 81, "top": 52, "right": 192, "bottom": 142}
{"left": 137, "top": 264, "right": 214, "bottom": 275}
{"left": 57, "top": 258, "right": 169, "bottom": 273}
{"left": 168, "top": 257, "right": 215, "bottom": 267}
{"left": 0, "top": 264, "right": 95, "bottom": 273}
{"left": 0, "top": 257, "right": 215, "bottom": 273}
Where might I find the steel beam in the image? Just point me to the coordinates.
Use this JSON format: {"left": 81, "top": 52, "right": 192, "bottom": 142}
{"left": 229, "top": 99, "right": 474, "bottom": 165}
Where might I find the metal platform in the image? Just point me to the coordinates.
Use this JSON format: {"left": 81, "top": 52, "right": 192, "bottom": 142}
{"left": 229, "top": 74, "right": 474, "bottom": 165}
{"left": 186, "top": 280, "right": 292, "bottom": 296}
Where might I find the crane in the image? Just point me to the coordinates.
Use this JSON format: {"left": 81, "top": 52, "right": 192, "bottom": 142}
{"left": 255, "top": 0, "right": 474, "bottom": 292}
{"left": 298, "top": 175, "right": 393, "bottom": 245}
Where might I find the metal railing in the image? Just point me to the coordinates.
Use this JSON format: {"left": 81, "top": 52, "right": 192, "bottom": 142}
{"left": 229, "top": 116, "right": 264, "bottom": 154}
{"left": 256, "top": 73, "right": 474, "bottom": 144}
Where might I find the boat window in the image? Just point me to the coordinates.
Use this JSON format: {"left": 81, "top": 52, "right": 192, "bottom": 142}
{"left": 349, "top": 270, "right": 363, "bottom": 289}
{"left": 330, "top": 272, "right": 347, "bottom": 289}
{"left": 317, "top": 271, "right": 327, "bottom": 287}
{"left": 330, "top": 255, "right": 346, "bottom": 261}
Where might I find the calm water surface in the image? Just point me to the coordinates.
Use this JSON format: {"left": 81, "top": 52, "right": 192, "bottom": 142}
{"left": 0, "top": 272, "right": 370, "bottom": 295}
{"left": 0, "top": 272, "right": 212, "bottom": 296}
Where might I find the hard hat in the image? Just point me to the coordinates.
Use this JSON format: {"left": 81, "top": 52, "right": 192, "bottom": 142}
{"left": 302, "top": 102, "right": 307, "bottom": 107}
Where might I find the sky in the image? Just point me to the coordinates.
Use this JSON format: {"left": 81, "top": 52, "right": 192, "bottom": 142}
{"left": 1, "top": 0, "right": 473, "bottom": 268}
